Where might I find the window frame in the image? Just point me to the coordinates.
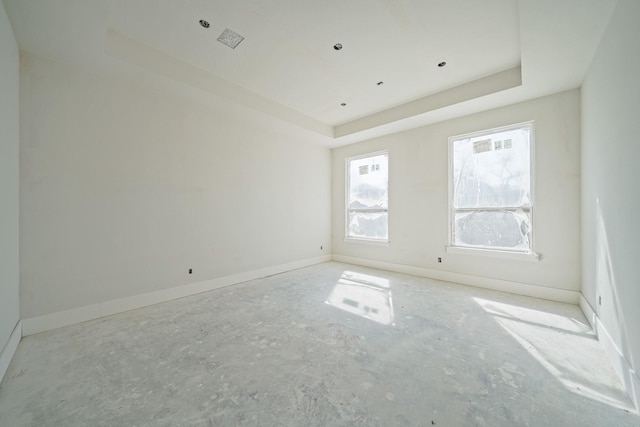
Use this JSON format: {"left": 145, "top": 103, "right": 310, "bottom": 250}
{"left": 446, "top": 122, "right": 539, "bottom": 260}
{"left": 345, "top": 150, "right": 390, "bottom": 245}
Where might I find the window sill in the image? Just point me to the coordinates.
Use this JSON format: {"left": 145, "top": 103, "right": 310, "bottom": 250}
{"left": 345, "top": 237, "right": 390, "bottom": 247}
{"left": 445, "top": 246, "right": 541, "bottom": 262}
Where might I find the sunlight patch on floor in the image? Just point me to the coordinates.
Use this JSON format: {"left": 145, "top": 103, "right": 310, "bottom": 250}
{"left": 475, "top": 297, "right": 636, "bottom": 413}
{"left": 325, "top": 271, "right": 394, "bottom": 325}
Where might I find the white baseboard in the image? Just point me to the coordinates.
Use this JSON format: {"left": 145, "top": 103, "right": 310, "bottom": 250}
{"left": 22, "top": 255, "right": 331, "bottom": 337}
{"left": 594, "top": 314, "right": 640, "bottom": 413}
{"left": 578, "top": 293, "right": 597, "bottom": 329}
{"left": 0, "top": 320, "right": 22, "bottom": 384}
{"left": 332, "top": 254, "right": 579, "bottom": 304}
{"left": 578, "top": 294, "right": 639, "bottom": 412}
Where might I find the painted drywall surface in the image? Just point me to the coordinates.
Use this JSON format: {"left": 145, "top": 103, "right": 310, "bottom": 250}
{"left": 19, "top": 53, "right": 331, "bottom": 318}
{"left": 0, "top": 0, "right": 20, "bottom": 354}
{"left": 332, "top": 89, "right": 581, "bottom": 291}
{"left": 582, "top": 0, "right": 640, "bottom": 378}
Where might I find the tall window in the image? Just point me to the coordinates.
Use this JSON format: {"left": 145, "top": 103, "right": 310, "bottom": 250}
{"left": 450, "top": 123, "right": 533, "bottom": 253}
{"left": 346, "top": 151, "right": 388, "bottom": 241}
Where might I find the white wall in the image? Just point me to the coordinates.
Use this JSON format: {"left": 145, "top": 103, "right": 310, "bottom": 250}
{"left": 0, "top": 0, "right": 20, "bottom": 373}
{"left": 332, "top": 90, "right": 581, "bottom": 295}
{"left": 19, "top": 52, "right": 331, "bottom": 319}
{"left": 581, "top": 0, "right": 640, "bottom": 407}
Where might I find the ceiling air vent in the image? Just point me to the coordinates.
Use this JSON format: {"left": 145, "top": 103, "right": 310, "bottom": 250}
{"left": 217, "top": 28, "right": 245, "bottom": 49}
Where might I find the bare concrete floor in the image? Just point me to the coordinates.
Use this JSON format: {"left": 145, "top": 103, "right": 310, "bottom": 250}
{"left": 1, "top": 262, "right": 638, "bottom": 426}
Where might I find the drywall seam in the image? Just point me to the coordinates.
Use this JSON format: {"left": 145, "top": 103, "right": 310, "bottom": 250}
{"left": 0, "top": 321, "right": 21, "bottom": 384}
{"left": 595, "top": 313, "right": 640, "bottom": 413}
{"left": 22, "top": 255, "right": 331, "bottom": 336}
{"left": 332, "top": 254, "right": 579, "bottom": 304}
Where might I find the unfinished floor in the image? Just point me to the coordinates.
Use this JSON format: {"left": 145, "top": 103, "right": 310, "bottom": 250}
{"left": 0, "top": 262, "right": 637, "bottom": 426}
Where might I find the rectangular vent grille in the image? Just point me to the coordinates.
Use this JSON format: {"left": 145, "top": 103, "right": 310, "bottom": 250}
{"left": 217, "top": 28, "right": 245, "bottom": 49}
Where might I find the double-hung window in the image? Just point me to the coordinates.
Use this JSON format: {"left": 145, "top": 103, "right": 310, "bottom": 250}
{"left": 346, "top": 151, "right": 389, "bottom": 242}
{"left": 449, "top": 122, "right": 533, "bottom": 253}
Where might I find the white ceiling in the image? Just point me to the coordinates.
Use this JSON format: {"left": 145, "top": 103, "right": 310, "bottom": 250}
{"left": 3, "top": 0, "right": 617, "bottom": 146}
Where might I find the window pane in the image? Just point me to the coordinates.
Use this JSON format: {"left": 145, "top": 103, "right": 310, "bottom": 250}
{"left": 348, "top": 154, "right": 388, "bottom": 210}
{"left": 348, "top": 211, "right": 388, "bottom": 240}
{"left": 453, "top": 209, "right": 531, "bottom": 251}
{"left": 452, "top": 127, "right": 530, "bottom": 208}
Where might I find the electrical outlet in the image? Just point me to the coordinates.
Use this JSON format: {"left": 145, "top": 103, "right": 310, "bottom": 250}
{"left": 188, "top": 268, "right": 193, "bottom": 274}
{"left": 437, "top": 257, "right": 442, "bottom": 263}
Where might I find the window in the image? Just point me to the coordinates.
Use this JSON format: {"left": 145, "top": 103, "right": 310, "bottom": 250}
{"left": 346, "top": 151, "right": 388, "bottom": 242}
{"left": 449, "top": 122, "right": 533, "bottom": 253}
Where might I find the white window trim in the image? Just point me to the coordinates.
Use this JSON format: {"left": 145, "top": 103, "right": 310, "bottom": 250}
{"left": 345, "top": 150, "right": 389, "bottom": 244}
{"left": 344, "top": 237, "right": 391, "bottom": 247}
{"left": 445, "top": 245, "right": 541, "bottom": 261}
{"left": 447, "top": 121, "right": 538, "bottom": 258}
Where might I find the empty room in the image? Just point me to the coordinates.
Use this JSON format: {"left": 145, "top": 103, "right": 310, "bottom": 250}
{"left": 1, "top": 0, "right": 639, "bottom": 425}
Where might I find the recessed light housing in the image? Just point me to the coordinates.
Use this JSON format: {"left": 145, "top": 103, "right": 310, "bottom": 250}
{"left": 199, "top": 19, "right": 210, "bottom": 29}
